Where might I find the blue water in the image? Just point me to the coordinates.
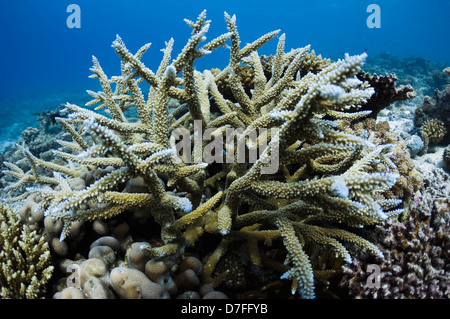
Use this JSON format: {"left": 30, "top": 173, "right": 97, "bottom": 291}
{"left": 0, "top": 0, "right": 449, "bottom": 147}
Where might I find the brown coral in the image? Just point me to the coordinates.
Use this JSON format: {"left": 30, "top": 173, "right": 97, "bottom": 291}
{"left": 211, "top": 65, "right": 255, "bottom": 103}
{"left": 414, "top": 85, "right": 450, "bottom": 145}
{"left": 211, "top": 49, "right": 331, "bottom": 104}
{"left": 357, "top": 71, "right": 416, "bottom": 118}
{"left": 355, "top": 71, "right": 416, "bottom": 119}
{"left": 419, "top": 119, "right": 447, "bottom": 154}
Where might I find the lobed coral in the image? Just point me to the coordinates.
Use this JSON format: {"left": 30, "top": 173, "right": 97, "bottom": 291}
{"left": 414, "top": 85, "right": 450, "bottom": 145}
{"left": 0, "top": 203, "right": 54, "bottom": 298}
{"left": 419, "top": 118, "right": 447, "bottom": 155}
{"left": 2, "top": 11, "right": 412, "bottom": 299}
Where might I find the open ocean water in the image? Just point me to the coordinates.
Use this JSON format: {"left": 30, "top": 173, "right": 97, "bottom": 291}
{"left": 0, "top": 0, "right": 449, "bottom": 150}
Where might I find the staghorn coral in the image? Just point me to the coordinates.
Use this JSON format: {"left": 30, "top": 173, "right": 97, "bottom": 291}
{"left": 348, "top": 118, "right": 423, "bottom": 203}
{"left": 340, "top": 168, "right": 450, "bottom": 299}
{"left": 210, "top": 48, "right": 331, "bottom": 103}
{"left": 0, "top": 203, "right": 54, "bottom": 298}
{"left": 2, "top": 11, "right": 408, "bottom": 299}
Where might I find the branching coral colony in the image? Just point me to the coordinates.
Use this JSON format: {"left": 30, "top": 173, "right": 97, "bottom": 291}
{"left": 3, "top": 11, "right": 408, "bottom": 299}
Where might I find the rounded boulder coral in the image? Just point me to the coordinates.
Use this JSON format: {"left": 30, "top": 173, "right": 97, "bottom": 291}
{"left": 110, "top": 267, "right": 170, "bottom": 299}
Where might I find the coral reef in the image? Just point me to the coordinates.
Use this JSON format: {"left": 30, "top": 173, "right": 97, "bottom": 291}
{"left": 0, "top": 106, "right": 69, "bottom": 192}
{"left": 2, "top": 11, "right": 412, "bottom": 299}
{"left": 0, "top": 203, "right": 54, "bottom": 298}
{"left": 414, "top": 85, "right": 450, "bottom": 145}
{"left": 363, "top": 52, "right": 447, "bottom": 98}
{"left": 339, "top": 167, "right": 449, "bottom": 299}
{"left": 443, "top": 144, "right": 450, "bottom": 171}
{"left": 430, "top": 69, "right": 449, "bottom": 89}
{"left": 33, "top": 105, "right": 66, "bottom": 134}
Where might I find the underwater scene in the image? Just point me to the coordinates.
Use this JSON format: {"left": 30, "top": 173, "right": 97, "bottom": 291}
{"left": 0, "top": 0, "right": 449, "bottom": 303}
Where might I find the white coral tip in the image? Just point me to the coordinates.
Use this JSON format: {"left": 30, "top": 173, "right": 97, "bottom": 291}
{"left": 164, "top": 65, "right": 177, "bottom": 81}
{"left": 178, "top": 197, "right": 193, "bottom": 213}
{"left": 376, "top": 209, "right": 388, "bottom": 220}
{"left": 320, "top": 84, "right": 345, "bottom": 100}
{"left": 330, "top": 179, "right": 349, "bottom": 198}
{"left": 268, "top": 110, "right": 293, "bottom": 120}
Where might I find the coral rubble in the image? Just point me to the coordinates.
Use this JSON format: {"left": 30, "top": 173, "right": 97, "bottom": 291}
{"left": 2, "top": 11, "right": 416, "bottom": 299}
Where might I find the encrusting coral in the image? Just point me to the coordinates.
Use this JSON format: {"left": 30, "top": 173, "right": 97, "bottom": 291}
{"left": 2, "top": 11, "right": 413, "bottom": 299}
{"left": 0, "top": 203, "right": 54, "bottom": 298}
